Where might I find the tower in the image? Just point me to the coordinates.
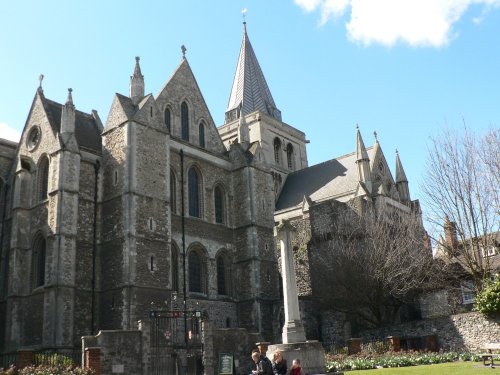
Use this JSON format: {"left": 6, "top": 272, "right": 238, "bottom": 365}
{"left": 218, "top": 22, "right": 308, "bottom": 198}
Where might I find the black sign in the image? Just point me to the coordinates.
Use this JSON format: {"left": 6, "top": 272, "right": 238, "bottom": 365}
{"left": 218, "top": 353, "right": 233, "bottom": 375}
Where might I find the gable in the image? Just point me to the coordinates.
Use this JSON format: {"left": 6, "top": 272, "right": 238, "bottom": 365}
{"left": 370, "top": 143, "right": 398, "bottom": 200}
{"left": 156, "top": 59, "right": 226, "bottom": 154}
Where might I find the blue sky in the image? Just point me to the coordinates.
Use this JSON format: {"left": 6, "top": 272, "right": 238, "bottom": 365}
{"left": 1, "top": 0, "right": 499, "bottom": 228}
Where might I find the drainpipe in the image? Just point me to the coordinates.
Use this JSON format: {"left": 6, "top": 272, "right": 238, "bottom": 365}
{"left": 91, "top": 160, "right": 100, "bottom": 334}
{"left": 180, "top": 149, "right": 188, "bottom": 347}
{"left": 0, "top": 183, "right": 9, "bottom": 298}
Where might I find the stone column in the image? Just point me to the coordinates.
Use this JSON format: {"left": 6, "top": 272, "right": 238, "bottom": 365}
{"left": 277, "top": 220, "right": 306, "bottom": 344}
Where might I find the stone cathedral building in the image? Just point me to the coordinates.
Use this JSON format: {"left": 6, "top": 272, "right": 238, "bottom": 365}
{"left": 0, "top": 23, "right": 420, "bottom": 352}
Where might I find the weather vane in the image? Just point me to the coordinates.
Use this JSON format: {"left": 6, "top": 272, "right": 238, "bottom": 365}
{"left": 181, "top": 45, "right": 187, "bottom": 58}
{"left": 242, "top": 8, "right": 247, "bottom": 23}
{"left": 38, "top": 74, "right": 44, "bottom": 89}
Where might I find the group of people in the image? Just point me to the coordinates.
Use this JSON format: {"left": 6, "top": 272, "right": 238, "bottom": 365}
{"left": 250, "top": 348, "right": 301, "bottom": 375}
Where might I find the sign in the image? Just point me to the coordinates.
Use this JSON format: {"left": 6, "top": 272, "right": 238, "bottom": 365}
{"left": 112, "top": 364, "right": 124, "bottom": 373}
{"left": 218, "top": 353, "right": 233, "bottom": 375}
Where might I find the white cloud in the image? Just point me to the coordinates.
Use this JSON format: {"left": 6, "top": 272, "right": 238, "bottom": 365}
{"left": 294, "top": 0, "right": 500, "bottom": 47}
{"left": 0, "top": 122, "right": 21, "bottom": 142}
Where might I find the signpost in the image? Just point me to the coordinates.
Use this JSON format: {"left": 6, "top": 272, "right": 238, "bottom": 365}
{"left": 218, "top": 353, "right": 234, "bottom": 375}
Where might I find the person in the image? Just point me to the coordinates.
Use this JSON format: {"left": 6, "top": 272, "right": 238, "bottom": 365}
{"left": 271, "top": 351, "right": 287, "bottom": 375}
{"left": 250, "top": 349, "right": 273, "bottom": 375}
{"left": 290, "top": 358, "right": 302, "bottom": 375}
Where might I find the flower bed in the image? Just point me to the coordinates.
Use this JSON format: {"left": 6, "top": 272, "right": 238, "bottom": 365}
{"left": 325, "top": 351, "right": 482, "bottom": 372}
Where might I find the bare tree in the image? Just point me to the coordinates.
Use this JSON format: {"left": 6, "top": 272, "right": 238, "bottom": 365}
{"left": 423, "top": 127, "right": 500, "bottom": 291}
{"left": 309, "top": 202, "right": 441, "bottom": 327}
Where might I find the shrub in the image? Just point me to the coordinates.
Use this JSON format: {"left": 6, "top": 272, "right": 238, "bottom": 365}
{"left": 474, "top": 276, "right": 500, "bottom": 315}
{"left": 19, "top": 364, "right": 95, "bottom": 375}
{"left": 325, "top": 350, "right": 480, "bottom": 372}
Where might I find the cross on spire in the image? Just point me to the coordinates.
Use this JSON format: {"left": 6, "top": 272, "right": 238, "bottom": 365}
{"left": 181, "top": 45, "right": 187, "bottom": 58}
{"left": 38, "top": 74, "right": 44, "bottom": 92}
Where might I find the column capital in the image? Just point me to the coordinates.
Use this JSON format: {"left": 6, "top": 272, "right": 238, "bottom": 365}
{"left": 277, "top": 219, "right": 295, "bottom": 239}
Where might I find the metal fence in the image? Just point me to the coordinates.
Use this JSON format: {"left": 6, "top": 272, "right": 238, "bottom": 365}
{"left": 0, "top": 352, "right": 17, "bottom": 370}
{"left": 0, "top": 348, "right": 82, "bottom": 370}
{"left": 361, "top": 339, "right": 391, "bottom": 354}
{"left": 34, "top": 348, "right": 82, "bottom": 367}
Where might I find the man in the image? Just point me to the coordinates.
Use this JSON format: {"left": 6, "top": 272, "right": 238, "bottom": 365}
{"left": 251, "top": 349, "right": 273, "bottom": 375}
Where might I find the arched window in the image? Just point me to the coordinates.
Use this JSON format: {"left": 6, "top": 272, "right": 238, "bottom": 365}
{"left": 188, "top": 249, "right": 206, "bottom": 294}
{"left": 181, "top": 102, "right": 189, "bottom": 141}
{"left": 188, "top": 168, "right": 200, "bottom": 217}
{"left": 164, "top": 107, "right": 171, "bottom": 132}
{"left": 199, "top": 121, "right": 205, "bottom": 148}
{"left": 37, "top": 156, "right": 49, "bottom": 202}
{"left": 274, "top": 138, "right": 281, "bottom": 165}
{"left": 214, "top": 185, "right": 224, "bottom": 224}
{"left": 216, "top": 255, "right": 230, "bottom": 296}
{"left": 32, "top": 235, "right": 46, "bottom": 289}
{"left": 286, "top": 143, "right": 294, "bottom": 170}
{"left": 170, "top": 169, "right": 176, "bottom": 214}
{"left": 171, "top": 244, "right": 179, "bottom": 292}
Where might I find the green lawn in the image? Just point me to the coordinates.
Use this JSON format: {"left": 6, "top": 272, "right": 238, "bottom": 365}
{"left": 348, "top": 361, "right": 498, "bottom": 374}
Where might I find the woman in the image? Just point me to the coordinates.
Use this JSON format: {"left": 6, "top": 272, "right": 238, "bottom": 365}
{"left": 290, "top": 358, "right": 302, "bottom": 375}
{"left": 271, "top": 351, "right": 287, "bottom": 375}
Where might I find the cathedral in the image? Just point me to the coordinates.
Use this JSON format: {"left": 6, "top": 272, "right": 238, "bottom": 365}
{"left": 0, "top": 23, "right": 420, "bottom": 352}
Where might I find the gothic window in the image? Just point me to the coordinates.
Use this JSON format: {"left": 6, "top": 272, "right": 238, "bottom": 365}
{"left": 199, "top": 121, "right": 205, "bottom": 148}
{"left": 286, "top": 143, "right": 294, "bottom": 170}
{"left": 216, "top": 253, "right": 230, "bottom": 296}
{"left": 188, "top": 167, "right": 201, "bottom": 218}
{"left": 188, "top": 249, "right": 206, "bottom": 294}
{"left": 164, "top": 107, "right": 171, "bottom": 132}
{"left": 171, "top": 244, "right": 179, "bottom": 292}
{"left": 214, "top": 185, "right": 224, "bottom": 224}
{"left": 170, "top": 169, "right": 176, "bottom": 214}
{"left": 31, "top": 234, "right": 46, "bottom": 289}
{"left": 37, "top": 156, "right": 49, "bottom": 202}
{"left": 181, "top": 102, "right": 189, "bottom": 141}
{"left": 274, "top": 138, "right": 281, "bottom": 165}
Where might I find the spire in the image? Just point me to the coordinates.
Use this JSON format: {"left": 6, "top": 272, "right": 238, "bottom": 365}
{"left": 355, "top": 125, "right": 371, "bottom": 192}
{"left": 225, "top": 22, "right": 281, "bottom": 123}
{"left": 61, "top": 88, "right": 75, "bottom": 134}
{"left": 356, "top": 125, "right": 369, "bottom": 162}
{"left": 130, "top": 56, "right": 144, "bottom": 103}
{"left": 395, "top": 149, "right": 410, "bottom": 202}
{"left": 395, "top": 149, "right": 408, "bottom": 183}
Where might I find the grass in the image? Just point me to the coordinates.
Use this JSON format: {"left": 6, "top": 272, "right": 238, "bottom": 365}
{"left": 347, "top": 361, "right": 499, "bottom": 374}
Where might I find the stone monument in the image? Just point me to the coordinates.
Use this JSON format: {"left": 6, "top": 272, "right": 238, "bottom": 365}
{"left": 268, "top": 220, "right": 326, "bottom": 374}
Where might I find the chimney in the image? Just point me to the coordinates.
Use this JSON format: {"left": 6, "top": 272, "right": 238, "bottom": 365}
{"left": 444, "top": 216, "right": 458, "bottom": 253}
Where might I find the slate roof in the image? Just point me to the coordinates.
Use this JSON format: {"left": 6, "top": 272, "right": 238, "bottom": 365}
{"left": 226, "top": 23, "right": 281, "bottom": 121}
{"left": 45, "top": 99, "right": 101, "bottom": 153}
{"left": 276, "top": 148, "right": 374, "bottom": 211}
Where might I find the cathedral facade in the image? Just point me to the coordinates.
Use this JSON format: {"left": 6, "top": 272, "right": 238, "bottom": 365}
{"left": 0, "top": 24, "right": 420, "bottom": 352}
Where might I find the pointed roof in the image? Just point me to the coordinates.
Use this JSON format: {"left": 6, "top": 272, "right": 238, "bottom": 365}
{"left": 41, "top": 95, "right": 101, "bottom": 153}
{"left": 226, "top": 22, "right": 281, "bottom": 122}
{"left": 130, "top": 56, "right": 145, "bottom": 101}
{"left": 276, "top": 147, "right": 375, "bottom": 211}
{"left": 395, "top": 150, "right": 408, "bottom": 183}
{"left": 356, "top": 126, "right": 369, "bottom": 162}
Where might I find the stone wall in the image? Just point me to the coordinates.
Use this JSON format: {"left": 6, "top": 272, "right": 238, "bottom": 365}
{"left": 82, "top": 330, "right": 142, "bottom": 375}
{"left": 359, "top": 312, "right": 500, "bottom": 351}
{"left": 203, "top": 321, "right": 261, "bottom": 375}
